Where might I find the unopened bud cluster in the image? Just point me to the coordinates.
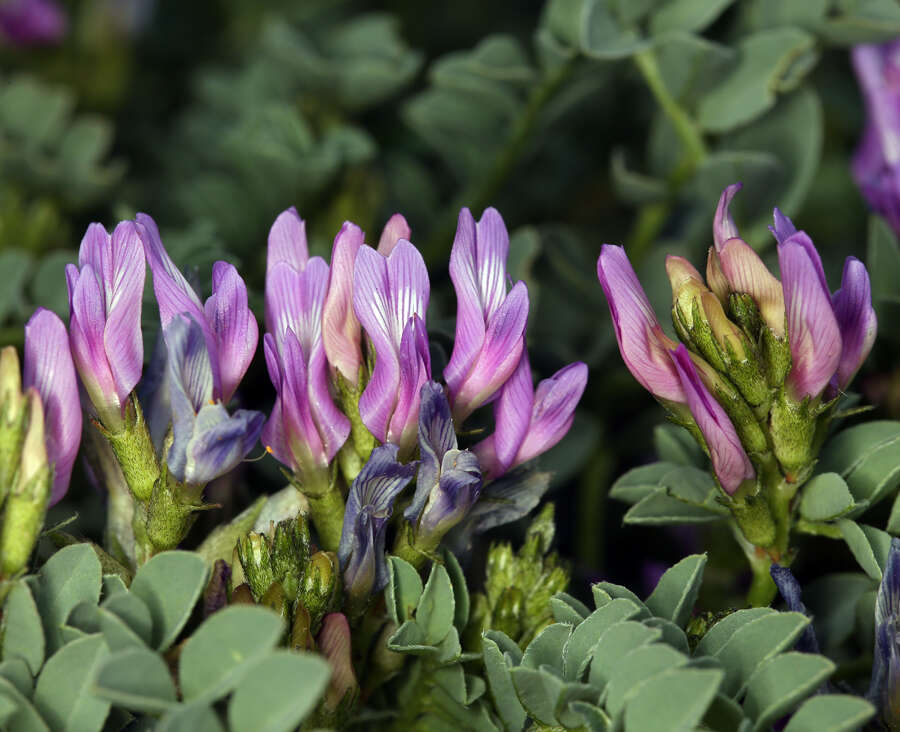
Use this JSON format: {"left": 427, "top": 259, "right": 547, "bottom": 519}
{"left": 598, "top": 184, "right": 877, "bottom": 558}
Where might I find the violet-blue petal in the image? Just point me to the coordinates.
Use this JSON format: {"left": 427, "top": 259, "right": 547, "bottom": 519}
{"left": 597, "top": 245, "right": 685, "bottom": 403}
{"left": 713, "top": 183, "right": 742, "bottom": 248}
{"left": 322, "top": 222, "right": 365, "bottom": 383}
{"left": 412, "top": 381, "right": 455, "bottom": 500}
{"left": 770, "top": 564, "right": 820, "bottom": 654}
{"left": 778, "top": 236, "right": 842, "bottom": 400}
{"left": 831, "top": 257, "right": 877, "bottom": 390}
{"left": 181, "top": 404, "right": 264, "bottom": 485}
{"left": 870, "top": 538, "right": 900, "bottom": 712}
{"left": 204, "top": 261, "right": 258, "bottom": 404}
{"left": 338, "top": 444, "right": 416, "bottom": 598}
{"left": 670, "top": 346, "right": 754, "bottom": 494}
{"left": 23, "top": 308, "right": 81, "bottom": 505}
{"left": 768, "top": 207, "right": 798, "bottom": 245}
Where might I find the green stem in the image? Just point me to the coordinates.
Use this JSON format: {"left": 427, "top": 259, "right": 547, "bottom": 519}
{"left": 392, "top": 525, "right": 437, "bottom": 570}
{"left": 731, "top": 521, "right": 777, "bottom": 607}
{"left": 423, "top": 57, "right": 577, "bottom": 265}
{"left": 627, "top": 48, "right": 709, "bottom": 266}
{"left": 305, "top": 484, "right": 346, "bottom": 553}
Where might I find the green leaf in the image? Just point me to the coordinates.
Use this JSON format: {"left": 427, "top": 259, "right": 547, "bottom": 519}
{"left": 696, "top": 28, "right": 818, "bottom": 133}
{"left": 804, "top": 573, "right": 875, "bottom": 651}
{"left": 157, "top": 704, "right": 225, "bottom": 732}
{"left": 623, "top": 667, "right": 723, "bottom": 731}
{"left": 653, "top": 32, "right": 735, "bottom": 106}
{"left": 818, "top": 422, "right": 900, "bottom": 510}
{"left": 868, "top": 216, "right": 900, "bottom": 316}
{"left": 0, "top": 658, "right": 33, "bottom": 697}
{"left": 417, "top": 564, "right": 456, "bottom": 646}
{"left": 646, "top": 554, "right": 707, "bottom": 628}
{"left": 649, "top": 0, "right": 735, "bottom": 34}
{"left": 482, "top": 635, "right": 527, "bottom": 732}
{"left": 29, "top": 251, "right": 76, "bottom": 318}
{"left": 551, "top": 594, "right": 590, "bottom": 624}
{"left": 227, "top": 651, "right": 330, "bottom": 732}
{"left": 837, "top": 520, "right": 891, "bottom": 582}
{"left": 0, "top": 694, "right": 18, "bottom": 727}
{"left": 653, "top": 425, "right": 706, "bottom": 467}
{"left": 101, "top": 592, "right": 153, "bottom": 647}
{"left": 643, "top": 617, "right": 690, "bottom": 653}
{"left": 799, "top": 473, "right": 856, "bottom": 522}
{"left": 580, "top": 0, "right": 653, "bottom": 59}
{"left": 609, "top": 462, "right": 683, "bottom": 504}
{"left": 563, "top": 598, "right": 643, "bottom": 679}
{"left": 101, "top": 575, "right": 128, "bottom": 599}
{"left": 442, "top": 550, "right": 470, "bottom": 631}
{"left": 509, "top": 666, "right": 566, "bottom": 726}
{"left": 623, "top": 488, "right": 726, "bottom": 524}
{"left": 387, "top": 556, "right": 424, "bottom": 626}
{"left": 0, "top": 676, "right": 49, "bottom": 732}
{"left": 522, "top": 623, "right": 572, "bottom": 672}
{"left": 589, "top": 621, "right": 663, "bottom": 690}
{"left": 605, "top": 644, "right": 689, "bottom": 718}
{"left": 592, "top": 582, "right": 650, "bottom": 616}
{"left": 817, "top": 0, "right": 900, "bottom": 45}
{"left": 33, "top": 634, "right": 110, "bottom": 732}
{"left": 693, "top": 608, "right": 775, "bottom": 657}
{"left": 571, "top": 701, "right": 611, "bottom": 731}
{"left": 742, "top": 652, "right": 835, "bottom": 731}
{"left": 713, "top": 612, "right": 809, "bottom": 696}
{"left": 1, "top": 580, "right": 45, "bottom": 675}
{"left": 179, "top": 606, "right": 283, "bottom": 703}
{"left": 92, "top": 647, "right": 178, "bottom": 713}
{"left": 95, "top": 605, "right": 149, "bottom": 651}
{"left": 782, "top": 694, "right": 875, "bottom": 732}
{"left": 35, "top": 544, "right": 102, "bottom": 654}
{"left": 129, "top": 551, "right": 208, "bottom": 650}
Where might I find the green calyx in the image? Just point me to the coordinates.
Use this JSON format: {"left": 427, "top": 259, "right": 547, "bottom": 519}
{"left": 102, "top": 396, "right": 160, "bottom": 504}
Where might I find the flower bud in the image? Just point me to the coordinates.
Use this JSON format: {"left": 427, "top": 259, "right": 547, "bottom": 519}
{"left": 300, "top": 550, "right": 342, "bottom": 631}
{"left": 0, "top": 347, "right": 26, "bottom": 500}
{"left": 290, "top": 602, "right": 315, "bottom": 651}
{"left": 236, "top": 532, "right": 276, "bottom": 601}
{"left": 260, "top": 582, "right": 290, "bottom": 623}
{"left": 271, "top": 517, "right": 311, "bottom": 603}
{"left": 0, "top": 390, "right": 51, "bottom": 578}
{"left": 318, "top": 613, "right": 359, "bottom": 717}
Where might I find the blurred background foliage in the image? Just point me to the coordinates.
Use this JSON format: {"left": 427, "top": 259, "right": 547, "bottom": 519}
{"left": 4, "top": 0, "right": 900, "bottom": 610}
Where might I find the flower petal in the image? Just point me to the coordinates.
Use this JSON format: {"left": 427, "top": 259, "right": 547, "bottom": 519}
{"left": 386, "top": 315, "right": 431, "bottom": 452}
{"left": 778, "top": 237, "right": 842, "bottom": 400}
{"left": 718, "top": 237, "right": 786, "bottom": 337}
{"left": 266, "top": 207, "right": 309, "bottom": 275}
{"left": 69, "top": 263, "right": 118, "bottom": 415}
{"left": 323, "top": 222, "right": 364, "bottom": 383}
{"left": 205, "top": 261, "right": 258, "bottom": 403}
{"left": 768, "top": 207, "right": 798, "bottom": 245}
{"left": 24, "top": 308, "right": 81, "bottom": 505}
{"left": 831, "top": 256, "right": 877, "bottom": 390}
{"left": 405, "top": 381, "right": 455, "bottom": 523}
{"left": 376, "top": 213, "right": 411, "bottom": 257}
{"left": 183, "top": 404, "right": 264, "bottom": 485}
{"left": 596, "top": 244, "right": 685, "bottom": 402}
{"left": 670, "top": 345, "right": 754, "bottom": 494}
{"left": 713, "top": 183, "right": 742, "bottom": 249}
{"left": 475, "top": 353, "right": 533, "bottom": 479}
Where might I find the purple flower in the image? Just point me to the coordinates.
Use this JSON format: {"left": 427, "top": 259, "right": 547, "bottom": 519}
{"left": 353, "top": 240, "right": 431, "bottom": 453}
{"left": 138, "top": 213, "right": 258, "bottom": 405}
{"left": 777, "top": 232, "right": 843, "bottom": 401}
{"left": 322, "top": 222, "right": 365, "bottom": 385}
{"left": 852, "top": 42, "right": 900, "bottom": 234}
{"left": 164, "top": 315, "right": 264, "bottom": 485}
{"left": 669, "top": 345, "right": 754, "bottom": 494}
{"left": 65, "top": 221, "right": 145, "bottom": 430}
{"left": 23, "top": 308, "right": 81, "bottom": 505}
{"left": 870, "top": 538, "right": 900, "bottom": 726}
{"left": 338, "top": 444, "right": 416, "bottom": 602}
{"left": 474, "top": 354, "right": 587, "bottom": 480}
{"left": 262, "top": 208, "right": 350, "bottom": 481}
{"left": 404, "top": 381, "right": 481, "bottom": 542}
{"left": 0, "top": 0, "right": 66, "bottom": 45}
{"left": 832, "top": 257, "right": 877, "bottom": 392}
{"left": 596, "top": 244, "right": 685, "bottom": 403}
{"left": 444, "top": 208, "right": 529, "bottom": 423}
{"left": 708, "top": 185, "right": 786, "bottom": 337}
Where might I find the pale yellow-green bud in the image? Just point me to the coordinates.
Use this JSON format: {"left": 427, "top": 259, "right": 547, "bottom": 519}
{"left": 0, "top": 390, "right": 51, "bottom": 578}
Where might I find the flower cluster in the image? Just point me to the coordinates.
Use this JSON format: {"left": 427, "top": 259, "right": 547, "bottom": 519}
{"left": 598, "top": 183, "right": 876, "bottom": 556}
{"left": 262, "top": 205, "right": 587, "bottom": 606}
{"left": 6, "top": 201, "right": 585, "bottom": 589}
